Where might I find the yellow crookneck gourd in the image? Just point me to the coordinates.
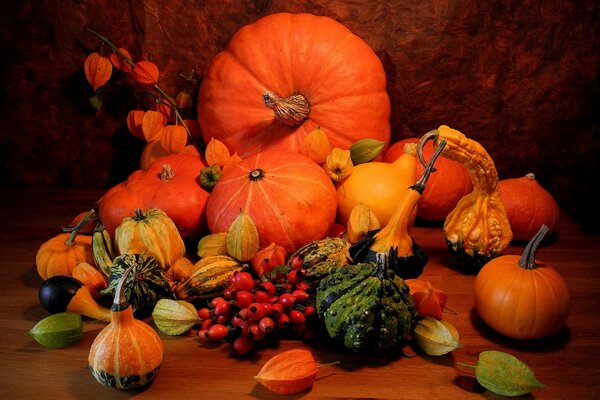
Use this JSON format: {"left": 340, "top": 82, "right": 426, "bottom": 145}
{"left": 417, "top": 125, "right": 512, "bottom": 273}
{"left": 349, "top": 140, "right": 446, "bottom": 279}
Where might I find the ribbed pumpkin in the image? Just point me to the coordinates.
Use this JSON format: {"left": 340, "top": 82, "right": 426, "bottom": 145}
{"left": 498, "top": 173, "right": 560, "bottom": 242}
{"left": 98, "top": 153, "right": 210, "bottom": 239}
{"left": 384, "top": 138, "right": 473, "bottom": 221}
{"left": 197, "top": 12, "right": 390, "bottom": 155}
{"left": 206, "top": 150, "right": 337, "bottom": 253}
{"left": 89, "top": 266, "right": 163, "bottom": 390}
{"left": 115, "top": 208, "right": 186, "bottom": 270}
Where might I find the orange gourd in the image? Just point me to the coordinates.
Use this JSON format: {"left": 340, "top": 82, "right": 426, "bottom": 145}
{"left": 98, "top": 153, "right": 210, "bottom": 239}
{"left": 499, "top": 173, "right": 560, "bottom": 242}
{"left": 385, "top": 138, "right": 473, "bottom": 221}
{"left": 474, "top": 225, "right": 570, "bottom": 340}
{"left": 197, "top": 13, "right": 390, "bottom": 155}
{"left": 206, "top": 150, "right": 337, "bottom": 253}
{"left": 337, "top": 149, "right": 417, "bottom": 227}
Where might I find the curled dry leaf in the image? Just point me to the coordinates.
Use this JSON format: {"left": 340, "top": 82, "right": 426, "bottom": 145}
{"left": 325, "top": 147, "right": 354, "bottom": 181}
{"left": 84, "top": 52, "right": 112, "bottom": 91}
{"left": 127, "top": 110, "right": 146, "bottom": 141}
{"left": 205, "top": 137, "right": 231, "bottom": 167}
{"left": 301, "top": 126, "right": 331, "bottom": 164}
{"left": 255, "top": 349, "right": 318, "bottom": 395}
{"left": 133, "top": 60, "right": 159, "bottom": 85}
{"left": 109, "top": 47, "right": 133, "bottom": 73}
{"left": 142, "top": 110, "right": 166, "bottom": 142}
{"left": 161, "top": 125, "right": 188, "bottom": 153}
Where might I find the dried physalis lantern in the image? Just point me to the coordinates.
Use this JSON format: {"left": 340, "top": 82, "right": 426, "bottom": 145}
{"left": 161, "top": 124, "right": 188, "bottom": 153}
{"left": 346, "top": 203, "right": 380, "bottom": 244}
{"left": 301, "top": 126, "right": 331, "bottom": 164}
{"left": 133, "top": 60, "right": 159, "bottom": 85}
{"left": 205, "top": 137, "right": 231, "bottom": 167}
{"left": 109, "top": 47, "right": 133, "bottom": 73}
{"left": 126, "top": 110, "right": 146, "bottom": 141}
{"left": 325, "top": 147, "right": 354, "bottom": 181}
{"left": 226, "top": 210, "right": 260, "bottom": 262}
{"left": 84, "top": 52, "right": 112, "bottom": 91}
{"left": 254, "top": 349, "right": 318, "bottom": 395}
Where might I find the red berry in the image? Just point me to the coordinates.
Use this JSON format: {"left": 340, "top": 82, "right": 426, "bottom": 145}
{"left": 288, "top": 309, "right": 306, "bottom": 325}
{"left": 270, "top": 303, "right": 284, "bottom": 317}
{"left": 279, "top": 293, "right": 296, "bottom": 309}
{"left": 248, "top": 323, "right": 264, "bottom": 340}
{"left": 248, "top": 302, "right": 268, "bottom": 321}
{"left": 286, "top": 269, "right": 300, "bottom": 284}
{"left": 214, "top": 301, "right": 231, "bottom": 317}
{"left": 294, "top": 282, "right": 310, "bottom": 292}
{"left": 233, "top": 337, "right": 253, "bottom": 355}
{"left": 230, "top": 315, "right": 242, "bottom": 327}
{"left": 238, "top": 320, "right": 252, "bottom": 337}
{"left": 197, "top": 307, "right": 211, "bottom": 320}
{"left": 261, "top": 302, "right": 273, "bottom": 315}
{"left": 303, "top": 306, "right": 317, "bottom": 319}
{"left": 208, "top": 324, "right": 229, "bottom": 341}
{"left": 223, "top": 287, "right": 237, "bottom": 300}
{"left": 201, "top": 319, "right": 213, "bottom": 330}
{"left": 233, "top": 271, "right": 255, "bottom": 292}
{"left": 276, "top": 313, "right": 290, "bottom": 329}
{"left": 210, "top": 297, "right": 226, "bottom": 308}
{"left": 259, "top": 317, "right": 275, "bottom": 333}
{"left": 236, "top": 308, "right": 249, "bottom": 321}
{"left": 198, "top": 329, "right": 211, "bottom": 342}
{"left": 217, "top": 315, "right": 230, "bottom": 325}
{"left": 234, "top": 291, "right": 254, "bottom": 308}
{"left": 258, "top": 281, "right": 276, "bottom": 297}
{"left": 254, "top": 290, "right": 270, "bottom": 304}
{"left": 290, "top": 255, "right": 303, "bottom": 269}
{"left": 292, "top": 289, "right": 309, "bottom": 302}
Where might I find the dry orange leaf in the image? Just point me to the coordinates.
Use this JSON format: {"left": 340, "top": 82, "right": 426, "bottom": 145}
{"left": 84, "top": 52, "right": 112, "bottom": 91}
{"left": 161, "top": 125, "right": 188, "bottom": 153}
{"left": 205, "top": 137, "right": 231, "bottom": 167}
{"left": 109, "top": 48, "right": 133, "bottom": 73}
{"left": 254, "top": 349, "right": 318, "bottom": 395}
{"left": 141, "top": 110, "right": 166, "bottom": 142}
{"left": 301, "top": 126, "right": 331, "bottom": 164}
{"left": 126, "top": 110, "right": 146, "bottom": 141}
{"left": 133, "top": 60, "right": 159, "bottom": 85}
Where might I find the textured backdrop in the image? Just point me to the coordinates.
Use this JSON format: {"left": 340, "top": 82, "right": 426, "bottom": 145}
{"left": 0, "top": 0, "right": 598, "bottom": 232}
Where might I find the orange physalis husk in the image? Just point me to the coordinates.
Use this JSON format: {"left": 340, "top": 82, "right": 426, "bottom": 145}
{"left": 205, "top": 137, "right": 231, "bottom": 167}
{"left": 141, "top": 110, "right": 166, "bottom": 142}
{"left": 405, "top": 279, "right": 448, "bottom": 320}
{"left": 126, "top": 110, "right": 146, "bottom": 140}
{"left": 84, "top": 52, "right": 112, "bottom": 91}
{"left": 179, "top": 144, "right": 201, "bottom": 157}
{"left": 156, "top": 100, "right": 173, "bottom": 122}
{"left": 133, "top": 60, "right": 159, "bottom": 85}
{"left": 254, "top": 349, "right": 318, "bottom": 395}
{"left": 251, "top": 243, "right": 287, "bottom": 276}
{"left": 301, "top": 126, "right": 331, "bottom": 164}
{"left": 140, "top": 140, "right": 169, "bottom": 170}
{"left": 325, "top": 147, "right": 354, "bottom": 181}
{"left": 161, "top": 125, "right": 188, "bottom": 153}
{"left": 109, "top": 48, "right": 133, "bottom": 73}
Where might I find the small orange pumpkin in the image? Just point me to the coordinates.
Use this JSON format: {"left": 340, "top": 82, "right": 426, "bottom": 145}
{"left": 206, "top": 150, "right": 337, "bottom": 253}
{"left": 474, "top": 225, "right": 570, "bottom": 340}
{"left": 498, "top": 173, "right": 560, "bottom": 242}
{"left": 385, "top": 138, "right": 472, "bottom": 221}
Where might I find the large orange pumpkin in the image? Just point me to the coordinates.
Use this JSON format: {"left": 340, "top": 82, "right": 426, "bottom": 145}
{"left": 206, "top": 150, "right": 337, "bottom": 253}
{"left": 197, "top": 13, "right": 390, "bottom": 155}
{"left": 384, "top": 138, "right": 473, "bottom": 221}
{"left": 98, "top": 154, "right": 210, "bottom": 239}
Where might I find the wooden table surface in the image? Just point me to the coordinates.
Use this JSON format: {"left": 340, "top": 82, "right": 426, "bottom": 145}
{"left": 1, "top": 187, "right": 599, "bottom": 400}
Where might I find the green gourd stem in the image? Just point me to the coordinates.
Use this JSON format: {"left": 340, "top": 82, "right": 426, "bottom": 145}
{"left": 412, "top": 139, "right": 446, "bottom": 194}
{"left": 62, "top": 209, "right": 97, "bottom": 246}
{"left": 87, "top": 28, "right": 204, "bottom": 153}
{"left": 416, "top": 130, "right": 440, "bottom": 171}
{"left": 518, "top": 225, "right": 549, "bottom": 270}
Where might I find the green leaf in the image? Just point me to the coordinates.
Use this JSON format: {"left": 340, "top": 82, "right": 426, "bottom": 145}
{"left": 475, "top": 351, "right": 545, "bottom": 397}
{"left": 27, "top": 312, "right": 83, "bottom": 348}
{"left": 350, "top": 138, "right": 386, "bottom": 165}
{"left": 88, "top": 93, "right": 103, "bottom": 111}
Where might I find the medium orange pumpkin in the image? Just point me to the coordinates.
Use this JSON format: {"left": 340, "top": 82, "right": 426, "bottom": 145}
{"left": 206, "top": 150, "right": 337, "bottom": 253}
{"left": 197, "top": 13, "right": 390, "bottom": 155}
{"left": 98, "top": 153, "right": 210, "bottom": 239}
{"left": 384, "top": 138, "right": 473, "bottom": 221}
{"left": 474, "top": 225, "right": 570, "bottom": 340}
{"left": 498, "top": 173, "right": 560, "bottom": 242}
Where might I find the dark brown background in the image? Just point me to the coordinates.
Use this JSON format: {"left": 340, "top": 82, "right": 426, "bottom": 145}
{"left": 1, "top": 0, "right": 598, "bottom": 233}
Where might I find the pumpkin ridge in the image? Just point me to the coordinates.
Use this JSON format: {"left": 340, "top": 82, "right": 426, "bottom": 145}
{"left": 253, "top": 179, "right": 297, "bottom": 246}
{"left": 212, "top": 178, "right": 251, "bottom": 226}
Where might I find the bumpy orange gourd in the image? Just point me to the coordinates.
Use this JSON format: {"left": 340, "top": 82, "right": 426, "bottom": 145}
{"left": 499, "top": 173, "right": 560, "bottom": 242}
{"left": 385, "top": 138, "right": 473, "bottom": 221}
{"left": 337, "top": 149, "right": 417, "bottom": 227}
{"left": 98, "top": 153, "right": 210, "bottom": 239}
{"left": 474, "top": 225, "right": 570, "bottom": 340}
{"left": 197, "top": 13, "right": 390, "bottom": 155}
{"left": 206, "top": 150, "right": 337, "bottom": 253}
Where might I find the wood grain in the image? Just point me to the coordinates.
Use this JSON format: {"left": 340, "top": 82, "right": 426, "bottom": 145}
{"left": 1, "top": 187, "right": 599, "bottom": 399}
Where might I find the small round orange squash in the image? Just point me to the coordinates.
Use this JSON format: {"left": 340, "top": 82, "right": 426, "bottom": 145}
{"left": 384, "top": 138, "right": 473, "bottom": 221}
{"left": 498, "top": 173, "right": 560, "bottom": 242}
{"left": 197, "top": 13, "right": 390, "bottom": 155}
{"left": 206, "top": 150, "right": 337, "bottom": 253}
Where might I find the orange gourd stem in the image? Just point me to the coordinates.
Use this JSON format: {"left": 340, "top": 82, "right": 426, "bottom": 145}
{"left": 62, "top": 209, "right": 97, "bottom": 246}
{"left": 518, "top": 225, "right": 549, "bottom": 270}
{"left": 262, "top": 92, "right": 310, "bottom": 127}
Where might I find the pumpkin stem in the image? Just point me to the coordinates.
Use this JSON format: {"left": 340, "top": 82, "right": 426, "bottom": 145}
{"left": 262, "top": 91, "right": 310, "bottom": 127}
{"left": 416, "top": 129, "right": 441, "bottom": 171}
{"left": 133, "top": 208, "right": 146, "bottom": 221}
{"left": 412, "top": 139, "right": 446, "bottom": 194}
{"left": 161, "top": 164, "right": 175, "bottom": 181}
{"left": 62, "top": 209, "right": 97, "bottom": 246}
{"left": 518, "top": 225, "right": 549, "bottom": 270}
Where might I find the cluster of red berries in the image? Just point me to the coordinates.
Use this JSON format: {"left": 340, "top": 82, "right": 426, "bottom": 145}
{"left": 196, "top": 267, "right": 318, "bottom": 355}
